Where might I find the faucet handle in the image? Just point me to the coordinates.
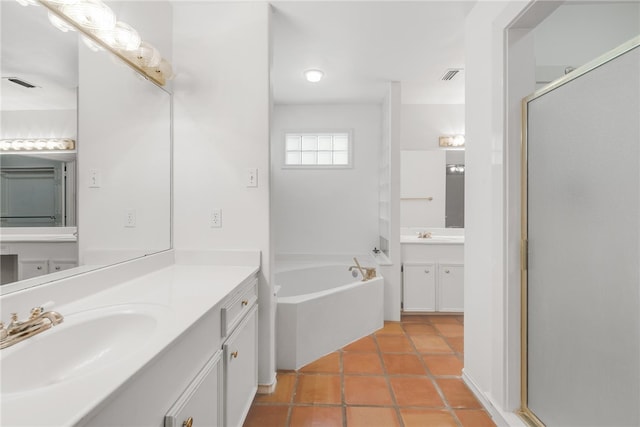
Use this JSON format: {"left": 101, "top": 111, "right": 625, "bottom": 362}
{"left": 30, "top": 307, "right": 43, "bottom": 319}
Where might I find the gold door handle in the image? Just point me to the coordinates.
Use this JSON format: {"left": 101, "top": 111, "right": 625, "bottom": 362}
{"left": 241, "top": 300, "right": 249, "bottom": 306}
{"left": 183, "top": 417, "right": 193, "bottom": 427}
{"left": 231, "top": 351, "right": 239, "bottom": 359}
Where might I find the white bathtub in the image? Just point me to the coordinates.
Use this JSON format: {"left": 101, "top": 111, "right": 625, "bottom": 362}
{"left": 276, "top": 264, "right": 384, "bottom": 370}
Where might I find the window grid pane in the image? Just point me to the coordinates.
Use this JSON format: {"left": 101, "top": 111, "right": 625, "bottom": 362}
{"left": 284, "top": 132, "right": 350, "bottom": 166}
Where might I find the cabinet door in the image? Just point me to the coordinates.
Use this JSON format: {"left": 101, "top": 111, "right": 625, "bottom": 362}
{"left": 165, "top": 351, "right": 223, "bottom": 427}
{"left": 224, "top": 305, "right": 258, "bottom": 427}
{"left": 403, "top": 263, "right": 436, "bottom": 312}
{"left": 438, "top": 264, "right": 464, "bottom": 312}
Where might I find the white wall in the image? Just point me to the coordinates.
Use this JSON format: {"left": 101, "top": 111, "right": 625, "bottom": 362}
{"left": 400, "top": 104, "right": 464, "bottom": 151}
{"left": 0, "top": 110, "right": 76, "bottom": 140}
{"left": 172, "top": 2, "right": 273, "bottom": 386}
{"left": 271, "top": 104, "right": 381, "bottom": 256}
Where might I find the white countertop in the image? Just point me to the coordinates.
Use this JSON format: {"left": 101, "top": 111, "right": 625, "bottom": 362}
{"left": 401, "top": 235, "right": 464, "bottom": 245}
{"left": 0, "top": 227, "right": 78, "bottom": 243}
{"left": 1, "top": 263, "right": 259, "bottom": 426}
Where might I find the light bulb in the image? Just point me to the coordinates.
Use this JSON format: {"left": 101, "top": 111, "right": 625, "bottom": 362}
{"left": 99, "top": 21, "right": 141, "bottom": 51}
{"left": 152, "top": 59, "right": 174, "bottom": 80}
{"left": 61, "top": 0, "right": 115, "bottom": 31}
{"left": 126, "top": 41, "right": 161, "bottom": 68}
{"left": 48, "top": 11, "right": 76, "bottom": 32}
{"left": 304, "top": 69, "right": 324, "bottom": 83}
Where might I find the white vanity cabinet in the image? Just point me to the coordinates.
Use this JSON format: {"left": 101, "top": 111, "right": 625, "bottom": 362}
{"left": 402, "top": 242, "right": 464, "bottom": 313}
{"left": 81, "top": 275, "right": 259, "bottom": 427}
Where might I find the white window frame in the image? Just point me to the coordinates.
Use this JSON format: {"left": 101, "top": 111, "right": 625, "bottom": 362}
{"left": 282, "top": 130, "right": 353, "bottom": 169}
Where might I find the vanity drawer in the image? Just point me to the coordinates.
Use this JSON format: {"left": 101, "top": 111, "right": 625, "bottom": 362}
{"left": 221, "top": 278, "right": 257, "bottom": 337}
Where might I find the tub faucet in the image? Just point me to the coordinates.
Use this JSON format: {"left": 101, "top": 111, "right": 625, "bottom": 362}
{"left": 349, "top": 257, "right": 377, "bottom": 281}
{"left": 0, "top": 306, "right": 64, "bottom": 349}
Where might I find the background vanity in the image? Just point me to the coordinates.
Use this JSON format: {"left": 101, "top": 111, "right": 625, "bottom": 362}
{"left": 400, "top": 148, "right": 465, "bottom": 313}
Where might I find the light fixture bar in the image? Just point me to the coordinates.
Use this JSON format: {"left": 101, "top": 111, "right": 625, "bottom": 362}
{"left": 36, "top": 0, "right": 170, "bottom": 87}
{"left": 0, "top": 138, "right": 76, "bottom": 151}
{"left": 439, "top": 135, "right": 465, "bottom": 148}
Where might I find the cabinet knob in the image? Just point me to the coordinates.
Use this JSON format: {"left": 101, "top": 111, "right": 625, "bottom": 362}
{"left": 37, "top": 266, "right": 43, "bottom": 270}
{"left": 241, "top": 300, "right": 249, "bottom": 306}
{"left": 231, "top": 351, "right": 239, "bottom": 359}
{"left": 182, "top": 417, "right": 193, "bottom": 427}
{"left": 445, "top": 269, "right": 450, "bottom": 274}
{"left": 55, "top": 266, "right": 61, "bottom": 271}
{"left": 424, "top": 269, "right": 430, "bottom": 274}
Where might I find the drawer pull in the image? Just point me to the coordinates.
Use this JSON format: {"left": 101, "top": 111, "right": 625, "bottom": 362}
{"left": 424, "top": 269, "right": 430, "bottom": 274}
{"left": 231, "top": 351, "right": 239, "bottom": 359}
{"left": 241, "top": 300, "right": 249, "bottom": 306}
{"left": 37, "top": 266, "right": 43, "bottom": 270}
{"left": 183, "top": 417, "right": 193, "bottom": 427}
{"left": 445, "top": 269, "right": 450, "bottom": 274}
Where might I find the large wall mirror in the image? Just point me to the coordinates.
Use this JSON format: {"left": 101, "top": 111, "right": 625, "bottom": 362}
{"left": 0, "top": 1, "right": 172, "bottom": 294}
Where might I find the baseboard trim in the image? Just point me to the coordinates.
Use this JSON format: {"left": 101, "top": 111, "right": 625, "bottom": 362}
{"left": 462, "top": 371, "right": 527, "bottom": 427}
{"left": 257, "top": 378, "right": 277, "bottom": 394}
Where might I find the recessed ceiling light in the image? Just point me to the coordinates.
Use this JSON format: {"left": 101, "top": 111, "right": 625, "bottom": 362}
{"left": 304, "top": 69, "right": 324, "bottom": 83}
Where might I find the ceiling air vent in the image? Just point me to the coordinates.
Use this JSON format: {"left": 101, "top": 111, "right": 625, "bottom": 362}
{"left": 2, "top": 77, "right": 37, "bottom": 88}
{"left": 441, "top": 69, "right": 462, "bottom": 81}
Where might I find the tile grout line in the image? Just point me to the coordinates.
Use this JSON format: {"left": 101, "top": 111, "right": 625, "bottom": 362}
{"left": 403, "top": 316, "right": 465, "bottom": 427}
{"left": 372, "top": 329, "right": 405, "bottom": 427}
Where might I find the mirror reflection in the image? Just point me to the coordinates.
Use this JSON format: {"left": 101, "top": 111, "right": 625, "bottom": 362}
{"left": 0, "top": 1, "right": 172, "bottom": 292}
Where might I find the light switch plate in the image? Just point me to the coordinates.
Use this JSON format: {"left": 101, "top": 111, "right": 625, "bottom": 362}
{"left": 211, "top": 208, "right": 222, "bottom": 228}
{"left": 89, "top": 169, "right": 101, "bottom": 188}
{"left": 247, "top": 168, "right": 258, "bottom": 187}
{"left": 124, "top": 209, "right": 136, "bottom": 227}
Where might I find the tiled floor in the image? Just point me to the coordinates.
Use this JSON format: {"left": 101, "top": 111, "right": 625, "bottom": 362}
{"left": 244, "top": 314, "right": 496, "bottom": 427}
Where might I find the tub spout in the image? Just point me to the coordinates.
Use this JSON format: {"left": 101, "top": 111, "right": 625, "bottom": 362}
{"left": 349, "top": 257, "right": 377, "bottom": 281}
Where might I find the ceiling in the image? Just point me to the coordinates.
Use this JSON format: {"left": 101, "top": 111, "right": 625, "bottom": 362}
{"left": 1, "top": 0, "right": 78, "bottom": 111}
{"left": 270, "top": 1, "right": 476, "bottom": 105}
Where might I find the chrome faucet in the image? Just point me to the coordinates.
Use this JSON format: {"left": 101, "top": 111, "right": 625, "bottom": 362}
{"left": 0, "top": 307, "right": 64, "bottom": 349}
{"left": 348, "top": 257, "right": 377, "bottom": 281}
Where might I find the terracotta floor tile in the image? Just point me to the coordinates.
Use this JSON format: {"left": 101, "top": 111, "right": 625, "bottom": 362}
{"left": 294, "top": 375, "right": 341, "bottom": 404}
{"left": 446, "top": 337, "right": 464, "bottom": 353}
{"left": 382, "top": 353, "right": 427, "bottom": 375}
{"left": 299, "top": 352, "right": 341, "bottom": 374}
{"left": 437, "top": 378, "right": 482, "bottom": 409}
{"left": 403, "top": 323, "right": 438, "bottom": 335}
{"left": 376, "top": 335, "right": 415, "bottom": 353}
{"left": 346, "top": 407, "right": 400, "bottom": 427}
{"left": 254, "top": 373, "right": 296, "bottom": 403}
{"left": 411, "top": 335, "right": 454, "bottom": 353}
{"left": 343, "top": 352, "right": 384, "bottom": 375}
{"left": 434, "top": 323, "right": 464, "bottom": 337}
{"left": 400, "top": 409, "right": 458, "bottom": 427}
{"left": 423, "top": 355, "right": 464, "bottom": 377}
{"left": 375, "top": 321, "right": 405, "bottom": 335}
{"left": 389, "top": 376, "right": 444, "bottom": 407}
{"left": 243, "top": 404, "right": 289, "bottom": 427}
{"left": 289, "top": 406, "right": 343, "bottom": 427}
{"left": 455, "top": 409, "right": 497, "bottom": 427}
{"left": 429, "top": 315, "right": 464, "bottom": 324}
{"left": 344, "top": 375, "right": 394, "bottom": 405}
{"left": 401, "top": 314, "right": 433, "bottom": 323}
{"left": 342, "top": 335, "right": 378, "bottom": 352}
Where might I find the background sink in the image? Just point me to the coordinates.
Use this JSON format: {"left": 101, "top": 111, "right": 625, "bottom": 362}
{"left": 1, "top": 304, "right": 170, "bottom": 395}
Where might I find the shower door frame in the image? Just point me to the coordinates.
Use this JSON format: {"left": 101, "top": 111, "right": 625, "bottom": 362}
{"left": 518, "top": 35, "right": 640, "bottom": 427}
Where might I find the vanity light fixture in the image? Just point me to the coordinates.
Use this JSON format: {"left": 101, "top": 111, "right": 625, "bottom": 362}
{"left": 439, "top": 135, "right": 465, "bottom": 148}
{"left": 0, "top": 138, "right": 76, "bottom": 152}
{"left": 23, "top": 0, "right": 174, "bottom": 86}
{"left": 304, "top": 69, "right": 324, "bottom": 83}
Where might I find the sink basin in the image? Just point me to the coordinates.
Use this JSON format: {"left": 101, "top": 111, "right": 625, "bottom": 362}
{"left": 1, "top": 304, "right": 170, "bottom": 395}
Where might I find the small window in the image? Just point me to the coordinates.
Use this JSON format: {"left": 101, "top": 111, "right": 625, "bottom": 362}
{"left": 284, "top": 132, "right": 351, "bottom": 167}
